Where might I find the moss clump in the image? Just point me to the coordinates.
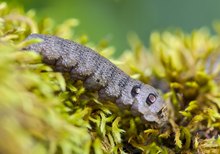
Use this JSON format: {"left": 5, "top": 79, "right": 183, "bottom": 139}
{"left": 1, "top": 2, "right": 220, "bottom": 154}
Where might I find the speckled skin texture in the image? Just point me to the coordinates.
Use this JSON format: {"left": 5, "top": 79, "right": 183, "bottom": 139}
{"left": 24, "top": 34, "right": 168, "bottom": 126}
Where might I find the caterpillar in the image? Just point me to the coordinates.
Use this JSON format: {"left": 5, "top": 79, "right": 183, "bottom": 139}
{"left": 23, "top": 34, "right": 168, "bottom": 126}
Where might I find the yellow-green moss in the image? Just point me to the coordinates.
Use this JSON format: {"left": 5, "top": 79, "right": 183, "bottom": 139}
{"left": 0, "top": 2, "right": 220, "bottom": 154}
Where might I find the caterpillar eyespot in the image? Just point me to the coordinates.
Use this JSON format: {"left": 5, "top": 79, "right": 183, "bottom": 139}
{"left": 131, "top": 85, "right": 141, "bottom": 97}
{"left": 23, "top": 34, "right": 168, "bottom": 127}
{"left": 146, "top": 93, "right": 157, "bottom": 106}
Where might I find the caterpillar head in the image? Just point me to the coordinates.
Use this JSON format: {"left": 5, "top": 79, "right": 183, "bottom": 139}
{"left": 130, "top": 84, "right": 168, "bottom": 127}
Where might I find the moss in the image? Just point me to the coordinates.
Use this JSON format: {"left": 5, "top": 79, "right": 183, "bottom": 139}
{"left": 0, "top": 2, "right": 220, "bottom": 154}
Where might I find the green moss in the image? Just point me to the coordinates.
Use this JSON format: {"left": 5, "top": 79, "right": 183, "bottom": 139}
{"left": 0, "top": 2, "right": 220, "bottom": 154}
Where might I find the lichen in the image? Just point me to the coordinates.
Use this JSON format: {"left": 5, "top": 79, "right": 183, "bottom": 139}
{"left": 0, "top": 2, "right": 220, "bottom": 154}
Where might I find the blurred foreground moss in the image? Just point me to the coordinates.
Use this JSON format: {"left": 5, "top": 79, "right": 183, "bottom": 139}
{"left": 1, "top": 2, "right": 220, "bottom": 154}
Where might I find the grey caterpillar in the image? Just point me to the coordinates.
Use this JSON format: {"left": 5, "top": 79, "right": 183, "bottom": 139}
{"left": 23, "top": 34, "right": 168, "bottom": 126}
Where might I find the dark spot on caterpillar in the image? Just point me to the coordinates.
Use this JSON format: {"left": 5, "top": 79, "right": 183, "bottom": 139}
{"left": 23, "top": 34, "right": 168, "bottom": 127}
{"left": 157, "top": 108, "right": 163, "bottom": 118}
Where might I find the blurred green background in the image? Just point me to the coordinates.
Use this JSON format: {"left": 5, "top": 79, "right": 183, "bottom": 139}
{"left": 7, "top": 0, "right": 220, "bottom": 55}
